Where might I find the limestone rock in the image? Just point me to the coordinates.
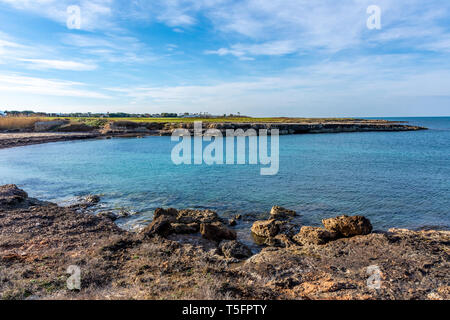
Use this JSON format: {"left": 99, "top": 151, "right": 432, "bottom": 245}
{"left": 251, "top": 219, "right": 279, "bottom": 238}
{"left": 322, "top": 215, "right": 372, "bottom": 237}
{"left": 219, "top": 240, "right": 253, "bottom": 259}
{"left": 200, "top": 222, "right": 236, "bottom": 241}
{"left": 270, "top": 206, "right": 297, "bottom": 219}
{"left": 171, "top": 222, "right": 199, "bottom": 234}
{"left": 293, "top": 226, "right": 339, "bottom": 245}
{"left": 141, "top": 216, "right": 173, "bottom": 237}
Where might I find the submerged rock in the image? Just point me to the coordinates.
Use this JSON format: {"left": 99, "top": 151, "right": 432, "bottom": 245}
{"left": 219, "top": 240, "right": 252, "bottom": 259}
{"left": 200, "top": 222, "right": 236, "bottom": 241}
{"left": 270, "top": 206, "right": 297, "bottom": 219}
{"left": 0, "top": 184, "right": 28, "bottom": 207}
{"left": 322, "top": 215, "right": 372, "bottom": 237}
{"left": 97, "top": 211, "right": 118, "bottom": 221}
{"left": 293, "top": 226, "right": 339, "bottom": 245}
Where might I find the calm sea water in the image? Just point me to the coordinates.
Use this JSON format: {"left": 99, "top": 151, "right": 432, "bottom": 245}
{"left": 0, "top": 117, "right": 449, "bottom": 233}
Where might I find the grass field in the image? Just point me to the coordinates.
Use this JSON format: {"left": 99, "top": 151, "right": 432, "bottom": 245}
{"left": 0, "top": 117, "right": 43, "bottom": 130}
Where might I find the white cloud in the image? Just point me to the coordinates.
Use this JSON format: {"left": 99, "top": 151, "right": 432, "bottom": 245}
{"left": 18, "top": 58, "right": 97, "bottom": 71}
{"left": 0, "top": 75, "right": 110, "bottom": 99}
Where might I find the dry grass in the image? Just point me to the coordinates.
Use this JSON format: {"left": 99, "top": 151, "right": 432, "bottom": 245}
{"left": 0, "top": 117, "right": 43, "bottom": 130}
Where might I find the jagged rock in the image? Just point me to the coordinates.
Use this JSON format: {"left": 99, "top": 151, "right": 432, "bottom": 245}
{"left": 141, "top": 216, "right": 173, "bottom": 237}
{"left": 270, "top": 206, "right": 297, "bottom": 219}
{"left": 251, "top": 219, "right": 280, "bottom": 238}
{"left": 228, "top": 218, "right": 237, "bottom": 226}
{"left": 219, "top": 240, "right": 253, "bottom": 259}
{"left": 200, "top": 222, "right": 236, "bottom": 241}
{"left": 235, "top": 214, "right": 242, "bottom": 220}
{"left": 293, "top": 226, "right": 339, "bottom": 245}
{"left": 176, "top": 209, "right": 220, "bottom": 224}
{"left": 153, "top": 208, "right": 178, "bottom": 222}
{"left": 322, "top": 215, "right": 372, "bottom": 237}
{"left": 171, "top": 223, "right": 199, "bottom": 234}
{"left": 0, "top": 184, "right": 28, "bottom": 207}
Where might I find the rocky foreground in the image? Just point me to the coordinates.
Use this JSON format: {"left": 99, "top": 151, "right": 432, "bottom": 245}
{"left": 0, "top": 185, "right": 448, "bottom": 300}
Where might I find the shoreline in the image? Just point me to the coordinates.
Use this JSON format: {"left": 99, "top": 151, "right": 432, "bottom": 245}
{"left": 0, "top": 119, "right": 427, "bottom": 150}
{"left": 1, "top": 185, "right": 448, "bottom": 300}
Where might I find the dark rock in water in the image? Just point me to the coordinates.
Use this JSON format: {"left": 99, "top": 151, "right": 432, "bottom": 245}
{"left": 228, "top": 218, "right": 237, "bottom": 226}
{"left": 0, "top": 184, "right": 28, "bottom": 207}
{"left": 235, "top": 214, "right": 242, "bottom": 220}
{"left": 141, "top": 216, "right": 173, "bottom": 237}
{"left": 322, "top": 215, "right": 372, "bottom": 237}
{"left": 171, "top": 222, "right": 199, "bottom": 234}
{"left": 220, "top": 240, "right": 252, "bottom": 259}
{"left": 98, "top": 211, "right": 118, "bottom": 221}
{"left": 293, "top": 226, "right": 339, "bottom": 245}
{"left": 270, "top": 206, "right": 297, "bottom": 219}
{"left": 84, "top": 194, "right": 100, "bottom": 204}
{"left": 200, "top": 222, "right": 236, "bottom": 241}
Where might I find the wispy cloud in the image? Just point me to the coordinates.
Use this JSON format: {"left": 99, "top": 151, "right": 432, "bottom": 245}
{"left": 0, "top": 75, "right": 110, "bottom": 99}
{"left": 18, "top": 58, "right": 97, "bottom": 71}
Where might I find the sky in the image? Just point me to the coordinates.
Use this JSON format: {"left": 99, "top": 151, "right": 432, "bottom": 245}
{"left": 0, "top": 0, "right": 449, "bottom": 117}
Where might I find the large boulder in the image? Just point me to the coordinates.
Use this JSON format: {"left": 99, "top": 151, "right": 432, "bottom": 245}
{"left": 0, "top": 184, "right": 28, "bottom": 207}
{"left": 153, "top": 207, "right": 178, "bottom": 222}
{"left": 219, "top": 240, "right": 253, "bottom": 259}
{"left": 141, "top": 216, "right": 173, "bottom": 237}
{"left": 200, "top": 222, "right": 236, "bottom": 241}
{"left": 171, "top": 223, "right": 199, "bottom": 234}
{"left": 293, "top": 226, "right": 339, "bottom": 245}
{"left": 251, "top": 219, "right": 280, "bottom": 238}
{"left": 34, "top": 120, "right": 68, "bottom": 132}
{"left": 322, "top": 215, "right": 372, "bottom": 237}
{"left": 270, "top": 206, "right": 297, "bottom": 219}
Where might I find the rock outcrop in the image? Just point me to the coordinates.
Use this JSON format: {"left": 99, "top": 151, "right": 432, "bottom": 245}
{"left": 270, "top": 206, "right": 297, "bottom": 219}
{"left": 322, "top": 215, "right": 373, "bottom": 237}
{"left": 219, "top": 240, "right": 252, "bottom": 259}
{"left": 0, "top": 184, "right": 28, "bottom": 207}
{"left": 293, "top": 226, "right": 339, "bottom": 245}
{"left": 200, "top": 222, "right": 237, "bottom": 241}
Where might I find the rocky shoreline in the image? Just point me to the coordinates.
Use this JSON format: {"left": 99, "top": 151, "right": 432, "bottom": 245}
{"left": 0, "top": 119, "right": 427, "bottom": 150}
{"left": 0, "top": 185, "right": 448, "bottom": 300}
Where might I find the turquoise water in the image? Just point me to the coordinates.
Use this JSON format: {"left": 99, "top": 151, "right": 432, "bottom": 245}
{"left": 0, "top": 117, "right": 449, "bottom": 232}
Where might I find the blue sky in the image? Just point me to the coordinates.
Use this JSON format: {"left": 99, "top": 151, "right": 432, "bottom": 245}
{"left": 0, "top": 0, "right": 449, "bottom": 117}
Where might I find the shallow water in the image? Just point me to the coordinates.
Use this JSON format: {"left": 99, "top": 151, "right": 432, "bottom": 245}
{"left": 0, "top": 117, "right": 449, "bottom": 232}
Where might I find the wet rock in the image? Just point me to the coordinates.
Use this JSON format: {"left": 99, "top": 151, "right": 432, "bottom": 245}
{"left": 219, "top": 240, "right": 253, "bottom": 259}
{"left": 141, "top": 216, "right": 173, "bottom": 237}
{"left": 235, "top": 214, "right": 242, "bottom": 220}
{"left": 0, "top": 184, "right": 28, "bottom": 207}
{"left": 322, "top": 215, "right": 372, "bottom": 237}
{"left": 200, "top": 222, "right": 237, "bottom": 241}
{"left": 97, "top": 211, "right": 118, "bottom": 221}
{"left": 84, "top": 195, "right": 100, "bottom": 204}
{"left": 228, "top": 218, "right": 237, "bottom": 226}
{"left": 251, "top": 219, "right": 280, "bottom": 238}
{"left": 270, "top": 206, "right": 297, "bottom": 219}
{"left": 293, "top": 226, "right": 339, "bottom": 245}
{"left": 171, "top": 223, "right": 199, "bottom": 234}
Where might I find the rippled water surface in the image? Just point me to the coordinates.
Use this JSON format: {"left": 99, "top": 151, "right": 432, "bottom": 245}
{"left": 0, "top": 117, "right": 449, "bottom": 231}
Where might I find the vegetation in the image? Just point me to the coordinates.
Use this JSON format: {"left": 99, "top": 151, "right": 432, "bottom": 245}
{"left": 0, "top": 117, "right": 44, "bottom": 130}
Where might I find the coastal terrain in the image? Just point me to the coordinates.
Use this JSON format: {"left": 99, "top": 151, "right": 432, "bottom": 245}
{"left": 0, "top": 117, "right": 426, "bottom": 149}
{"left": 0, "top": 184, "right": 448, "bottom": 300}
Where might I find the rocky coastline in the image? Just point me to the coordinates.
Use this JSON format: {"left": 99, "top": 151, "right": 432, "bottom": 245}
{"left": 0, "top": 119, "right": 427, "bottom": 150}
{"left": 0, "top": 184, "right": 448, "bottom": 300}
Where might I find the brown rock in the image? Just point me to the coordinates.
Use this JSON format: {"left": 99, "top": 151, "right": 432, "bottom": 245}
{"left": 0, "top": 184, "right": 28, "bottom": 207}
{"left": 293, "top": 226, "right": 339, "bottom": 245}
{"left": 270, "top": 206, "right": 297, "bottom": 219}
{"left": 200, "top": 222, "right": 236, "bottom": 241}
{"left": 228, "top": 218, "right": 237, "bottom": 226}
{"left": 153, "top": 208, "right": 178, "bottom": 222}
{"left": 176, "top": 209, "right": 220, "bottom": 224}
{"left": 171, "top": 222, "right": 199, "bottom": 234}
{"left": 220, "top": 240, "right": 253, "bottom": 259}
{"left": 322, "top": 215, "right": 372, "bottom": 237}
{"left": 141, "top": 216, "right": 173, "bottom": 237}
{"left": 251, "top": 219, "right": 279, "bottom": 238}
